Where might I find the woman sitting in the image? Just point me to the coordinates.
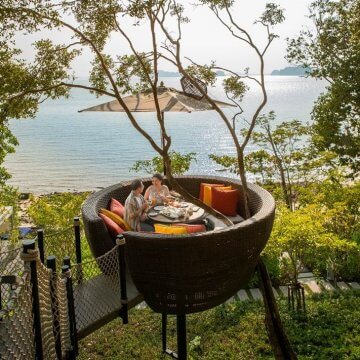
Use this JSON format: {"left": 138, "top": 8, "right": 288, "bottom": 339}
{"left": 124, "top": 179, "right": 154, "bottom": 232}
{"left": 144, "top": 173, "right": 170, "bottom": 205}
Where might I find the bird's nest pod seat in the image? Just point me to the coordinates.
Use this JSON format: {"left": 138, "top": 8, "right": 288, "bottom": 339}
{"left": 81, "top": 175, "right": 275, "bottom": 314}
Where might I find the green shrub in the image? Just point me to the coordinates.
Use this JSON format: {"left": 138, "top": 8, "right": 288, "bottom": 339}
{"left": 0, "top": 185, "right": 19, "bottom": 243}
{"left": 265, "top": 204, "right": 360, "bottom": 283}
{"left": 28, "top": 192, "right": 90, "bottom": 230}
{"left": 28, "top": 192, "right": 93, "bottom": 263}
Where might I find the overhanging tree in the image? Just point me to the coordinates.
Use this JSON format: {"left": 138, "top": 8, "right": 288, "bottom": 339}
{"left": 287, "top": 0, "right": 360, "bottom": 178}
{"left": 1, "top": 0, "right": 233, "bottom": 222}
{"left": 155, "top": 1, "right": 285, "bottom": 218}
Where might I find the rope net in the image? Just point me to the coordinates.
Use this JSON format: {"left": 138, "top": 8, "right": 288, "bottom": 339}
{"left": 0, "top": 272, "right": 35, "bottom": 360}
{"left": 0, "top": 237, "right": 123, "bottom": 357}
{"left": 0, "top": 247, "right": 73, "bottom": 360}
{"left": 36, "top": 261, "right": 57, "bottom": 360}
{"left": 41, "top": 227, "right": 75, "bottom": 268}
{"left": 72, "top": 244, "right": 121, "bottom": 334}
{"left": 1, "top": 246, "right": 24, "bottom": 309}
{"left": 57, "top": 277, "right": 71, "bottom": 358}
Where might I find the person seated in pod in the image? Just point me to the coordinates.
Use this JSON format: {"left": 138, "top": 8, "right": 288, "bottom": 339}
{"left": 144, "top": 173, "right": 170, "bottom": 205}
{"left": 124, "top": 179, "right": 154, "bottom": 232}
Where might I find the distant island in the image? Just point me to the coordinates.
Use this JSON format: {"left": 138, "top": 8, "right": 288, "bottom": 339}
{"left": 271, "top": 66, "right": 310, "bottom": 76}
{"left": 158, "top": 70, "right": 226, "bottom": 77}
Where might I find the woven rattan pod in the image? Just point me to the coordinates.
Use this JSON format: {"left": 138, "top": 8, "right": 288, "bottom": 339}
{"left": 82, "top": 176, "right": 275, "bottom": 315}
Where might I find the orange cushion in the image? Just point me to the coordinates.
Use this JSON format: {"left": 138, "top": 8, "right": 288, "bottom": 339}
{"left": 199, "top": 183, "right": 224, "bottom": 202}
{"left": 99, "top": 213, "right": 124, "bottom": 239}
{"left": 212, "top": 187, "right": 239, "bottom": 216}
{"left": 154, "top": 224, "right": 187, "bottom": 235}
{"left": 109, "top": 198, "right": 125, "bottom": 218}
{"left": 99, "top": 208, "right": 131, "bottom": 231}
{"left": 203, "top": 185, "right": 232, "bottom": 206}
{"left": 175, "top": 223, "right": 206, "bottom": 234}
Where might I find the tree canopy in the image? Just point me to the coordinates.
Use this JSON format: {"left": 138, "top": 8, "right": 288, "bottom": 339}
{"left": 0, "top": 0, "right": 285, "bottom": 220}
{"left": 287, "top": 0, "right": 360, "bottom": 177}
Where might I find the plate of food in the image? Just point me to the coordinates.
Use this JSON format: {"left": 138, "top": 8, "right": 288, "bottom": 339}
{"left": 161, "top": 208, "right": 179, "bottom": 219}
{"left": 147, "top": 209, "right": 158, "bottom": 217}
{"left": 180, "top": 202, "right": 190, "bottom": 208}
{"left": 154, "top": 205, "right": 165, "bottom": 212}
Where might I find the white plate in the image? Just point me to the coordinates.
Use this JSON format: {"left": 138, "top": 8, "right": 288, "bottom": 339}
{"left": 154, "top": 205, "right": 165, "bottom": 212}
{"left": 180, "top": 203, "right": 190, "bottom": 208}
{"left": 162, "top": 212, "right": 178, "bottom": 219}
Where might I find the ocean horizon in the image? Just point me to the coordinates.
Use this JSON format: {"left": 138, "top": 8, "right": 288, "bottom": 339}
{"left": 5, "top": 76, "right": 327, "bottom": 194}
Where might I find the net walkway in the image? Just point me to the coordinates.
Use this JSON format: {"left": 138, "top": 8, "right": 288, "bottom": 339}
{"left": 0, "top": 233, "right": 143, "bottom": 358}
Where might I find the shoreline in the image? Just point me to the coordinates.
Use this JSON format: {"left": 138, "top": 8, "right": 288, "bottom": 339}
{"left": 17, "top": 190, "right": 93, "bottom": 228}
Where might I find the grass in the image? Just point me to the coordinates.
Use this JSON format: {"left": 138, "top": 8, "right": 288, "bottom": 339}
{"left": 78, "top": 291, "right": 360, "bottom": 360}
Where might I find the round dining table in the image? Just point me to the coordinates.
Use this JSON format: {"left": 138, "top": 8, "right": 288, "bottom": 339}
{"left": 147, "top": 203, "right": 205, "bottom": 224}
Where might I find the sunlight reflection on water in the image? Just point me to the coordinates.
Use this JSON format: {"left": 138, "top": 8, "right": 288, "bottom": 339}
{"left": 5, "top": 76, "right": 326, "bottom": 193}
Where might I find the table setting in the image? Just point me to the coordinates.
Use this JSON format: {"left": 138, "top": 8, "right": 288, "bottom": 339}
{"left": 146, "top": 200, "right": 203, "bottom": 224}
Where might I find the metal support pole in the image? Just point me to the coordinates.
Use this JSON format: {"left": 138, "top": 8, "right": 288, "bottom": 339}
{"left": 162, "top": 313, "right": 167, "bottom": 353}
{"left": 73, "top": 217, "right": 83, "bottom": 284}
{"left": 73, "top": 217, "right": 82, "bottom": 265}
{"left": 62, "top": 265, "right": 78, "bottom": 357}
{"left": 116, "top": 234, "right": 128, "bottom": 324}
{"left": 23, "top": 239, "right": 43, "bottom": 360}
{"left": 47, "top": 255, "right": 62, "bottom": 360}
{"left": 176, "top": 315, "right": 187, "bottom": 360}
{"left": 37, "top": 229, "right": 45, "bottom": 264}
{"left": 63, "top": 256, "right": 71, "bottom": 268}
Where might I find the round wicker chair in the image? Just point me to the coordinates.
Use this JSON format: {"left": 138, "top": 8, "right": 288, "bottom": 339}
{"left": 81, "top": 175, "right": 276, "bottom": 359}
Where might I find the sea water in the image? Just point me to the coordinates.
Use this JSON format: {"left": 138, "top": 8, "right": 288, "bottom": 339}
{"left": 5, "top": 76, "right": 327, "bottom": 194}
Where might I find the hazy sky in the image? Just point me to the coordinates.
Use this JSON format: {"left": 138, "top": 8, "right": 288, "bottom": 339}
{"left": 17, "top": 1, "right": 314, "bottom": 76}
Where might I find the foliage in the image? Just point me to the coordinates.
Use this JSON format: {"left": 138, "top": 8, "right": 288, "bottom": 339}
{"left": 130, "top": 151, "right": 197, "bottom": 176}
{"left": 0, "top": 185, "right": 19, "bottom": 242}
{"left": 287, "top": 0, "right": 360, "bottom": 177}
{"left": 27, "top": 192, "right": 93, "bottom": 263}
{"left": 265, "top": 203, "right": 360, "bottom": 283}
{"left": 78, "top": 291, "right": 360, "bottom": 359}
{"left": 211, "top": 113, "right": 337, "bottom": 209}
{"left": 0, "top": 44, "right": 20, "bottom": 187}
{"left": 28, "top": 192, "right": 90, "bottom": 231}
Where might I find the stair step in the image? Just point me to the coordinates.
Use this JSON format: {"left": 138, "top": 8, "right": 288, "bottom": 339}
{"left": 237, "top": 289, "right": 249, "bottom": 301}
{"left": 337, "top": 282, "right": 350, "bottom": 291}
{"left": 225, "top": 296, "right": 236, "bottom": 304}
{"left": 272, "top": 287, "right": 280, "bottom": 298}
{"left": 135, "top": 301, "right": 147, "bottom": 309}
{"left": 279, "top": 286, "right": 288, "bottom": 297}
{"left": 298, "top": 272, "right": 314, "bottom": 279}
{"left": 320, "top": 280, "right": 336, "bottom": 292}
{"left": 302, "top": 280, "right": 322, "bottom": 294}
{"left": 249, "top": 288, "right": 262, "bottom": 301}
{"left": 348, "top": 282, "right": 360, "bottom": 290}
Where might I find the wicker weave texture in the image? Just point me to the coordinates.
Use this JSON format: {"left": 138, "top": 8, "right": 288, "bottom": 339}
{"left": 82, "top": 176, "right": 275, "bottom": 315}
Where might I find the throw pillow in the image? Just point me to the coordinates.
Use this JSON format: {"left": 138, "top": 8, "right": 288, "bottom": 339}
{"left": 109, "top": 198, "right": 125, "bottom": 218}
{"left": 203, "top": 185, "right": 231, "bottom": 206}
{"left": 175, "top": 223, "right": 206, "bottom": 234}
{"left": 211, "top": 187, "right": 239, "bottom": 216}
{"left": 199, "top": 183, "right": 224, "bottom": 202}
{"left": 154, "top": 224, "right": 187, "bottom": 235}
{"left": 99, "top": 208, "right": 131, "bottom": 231}
{"left": 99, "top": 213, "right": 124, "bottom": 239}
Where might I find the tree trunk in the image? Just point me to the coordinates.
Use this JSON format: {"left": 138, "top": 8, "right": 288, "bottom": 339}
{"left": 257, "top": 259, "right": 298, "bottom": 360}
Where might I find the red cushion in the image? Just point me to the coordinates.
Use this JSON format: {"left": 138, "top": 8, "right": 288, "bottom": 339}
{"left": 99, "top": 213, "right": 124, "bottom": 239}
{"left": 109, "top": 198, "right": 125, "bottom": 218}
{"left": 211, "top": 187, "right": 239, "bottom": 216}
{"left": 174, "top": 223, "right": 206, "bottom": 234}
{"left": 199, "top": 183, "right": 224, "bottom": 201}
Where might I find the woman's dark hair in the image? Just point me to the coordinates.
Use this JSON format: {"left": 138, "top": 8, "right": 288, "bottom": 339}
{"left": 152, "top": 173, "right": 163, "bottom": 183}
{"left": 131, "top": 179, "right": 143, "bottom": 191}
